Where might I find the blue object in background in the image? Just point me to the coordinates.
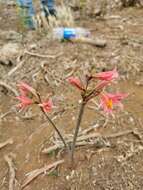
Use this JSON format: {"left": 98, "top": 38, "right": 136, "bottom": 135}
{"left": 16, "top": 0, "right": 35, "bottom": 29}
{"left": 41, "top": 0, "right": 55, "bottom": 11}
{"left": 16, "top": 0, "right": 35, "bottom": 16}
{"left": 63, "top": 28, "right": 76, "bottom": 39}
{"left": 41, "top": 0, "right": 56, "bottom": 16}
{"left": 16, "top": 0, "right": 56, "bottom": 29}
{"left": 53, "top": 27, "right": 90, "bottom": 40}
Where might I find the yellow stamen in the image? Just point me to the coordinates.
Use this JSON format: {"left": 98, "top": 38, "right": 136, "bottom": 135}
{"left": 107, "top": 99, "right": 113, "bottom": 109}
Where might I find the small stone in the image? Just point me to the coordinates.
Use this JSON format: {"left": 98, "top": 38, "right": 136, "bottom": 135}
{"left": 0, "top": 43, "right": 22, "bottom": 64}
{"left": 29, "top": 44, "right": 37, "bottom": 50}
{"left": 91, "top": 166, "right": 97, "bottom": 176}
{"left": 135, "top": 80, "right": 143, "bottom": 86}
{"left": 66, "top": 175, "right": 70, "bottom": 180}
{"left": 129, "top": 116, "right": 134, "bottom": 124}
{"left": 94, "top": 8, "right": 102, "bottom": 16}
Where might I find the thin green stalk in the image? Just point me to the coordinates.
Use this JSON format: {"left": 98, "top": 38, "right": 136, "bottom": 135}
{"left": 70, "top": 100, "right": 86, "bottom": 164}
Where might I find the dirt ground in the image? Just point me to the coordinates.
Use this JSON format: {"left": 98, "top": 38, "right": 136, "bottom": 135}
{"left": 0, "top": 1, "right": 143, "bottom": 190}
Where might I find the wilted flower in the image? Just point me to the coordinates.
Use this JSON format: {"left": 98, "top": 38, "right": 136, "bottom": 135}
{"left": 67, "top": 77, "right": 85, "bottom": 91}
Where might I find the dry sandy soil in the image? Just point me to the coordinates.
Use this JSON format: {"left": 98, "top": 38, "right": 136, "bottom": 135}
{"left": 0, "top": 1, "right": 143, "bottom": 190}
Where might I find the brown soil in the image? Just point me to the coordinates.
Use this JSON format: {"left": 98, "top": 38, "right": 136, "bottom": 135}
{"left": 0, "top": 2, "right": 143, "bottom": 190}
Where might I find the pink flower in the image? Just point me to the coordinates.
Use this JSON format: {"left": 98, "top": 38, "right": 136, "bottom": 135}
{"left": 95, "top": 81, "right": 110, "bottom": 91}
{"left": 39, "top": 99, "right": 53, "bottom": 113}
{"left": 16, "top": 96, "right": 33, "bottom": 109}
{"left": 17, "top": 82, "right": 36, "bottom": 96}
{"left": 67, "top": 77, "right": 85, "bottom": 91}
{"left": 94, "top": 68, "right": 119, "bottom": 81}
{"left": 100, "top": 93, "right": 128, "bottom": 114}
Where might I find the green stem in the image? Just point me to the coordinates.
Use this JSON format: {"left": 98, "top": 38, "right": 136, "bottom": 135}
{"left": 70, "top": 100, "right": 86, "bottom": 164}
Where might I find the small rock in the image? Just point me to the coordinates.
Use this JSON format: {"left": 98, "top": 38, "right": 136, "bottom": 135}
{"left": 66, "top": 175, "right": 70, "bottom": 181}
{"left": 0, "top": 43, "right": 21, "bottom": 57}
{"left": 94, "top": 8, "right": 102, "bottom": 16}
{"left": 135, "top": 80, "right": 143, "bottom": 86}
{"left": 93, "top": 38, "right": 107, "bottom": 48}
{"left": 0, "top": 43, "right": 22, "bottom": 65}
{"left": 29, "top": 44, "right": 37, "bottom": 50}
{"left": 91, "top": 166, "right": 97, "bottom": 176}
{"left": 129, "top": 116, "right": 134, "bottom": 124}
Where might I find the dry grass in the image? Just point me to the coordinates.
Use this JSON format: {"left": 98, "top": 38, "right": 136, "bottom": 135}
{"left": 16, "top": 1, "right": 75, "bottom": 34}
{"left": 34, "top": 4, "right": 75, "bottom": 37}
{"left": 48, "top": 4, "right": 74, "bottom": 28}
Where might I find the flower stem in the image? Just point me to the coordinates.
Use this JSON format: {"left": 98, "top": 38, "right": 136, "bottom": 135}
{"left": 70, "top": 100, "right": 86, "bottom": 164}
{"left": 40, "top": 108, "right": 68, "bottom": 149}
{"left": 37, "top": 93, "right": 69, "bottom": 151}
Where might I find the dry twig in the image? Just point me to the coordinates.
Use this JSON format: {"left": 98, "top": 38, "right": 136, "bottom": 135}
{"left": 4, "top": 155, "right": 16, "bottom": 190}
{"left": 24, "top": 50, "right": 63, "bottom": 59}
{"left": 0, "top": 139, "right": 13, "bottom": 150}
{"left": 42, "top": 132, "right": 101, "bottom": 154}
{"left": 71, "top": 37, "right": 107, "bottom": 47}
{"left": 0, "top": 81, "right": 18, "bottom": 96}
{"left": 21, "top": 159, "right": 64, "bottom": 189}
{"left": 42, "top": 129, "right": 138, "bottom": 154}
{"left": 7, "top": 60, "right": 25, "bottom": 77}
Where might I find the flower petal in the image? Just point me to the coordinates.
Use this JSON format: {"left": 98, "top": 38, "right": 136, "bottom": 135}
{"left": 39, "top": 99, "right": 53, "bottom": 113}
{"left": 94, "top": 68, "right": 119, "bottom": 81}
{"left": 95, "top": 81, "right": 110, "bottom": 91}
{"left": 17, "top": 82, "right": 38, "bottom": 99}
{"left": 16, "top": 96, "right": 33, "bottom": 109}
{"left": 99, "top": 92, "right": 128, "bottom": 115}
{"left": 67, "top": 77, "right": 84, "bottom": 90}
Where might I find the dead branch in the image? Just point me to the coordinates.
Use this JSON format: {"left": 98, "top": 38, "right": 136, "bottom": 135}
{"left": 0, "top": 138, "right": 13, "bottom": 150}
{"left": 42, "top": 129, "right": 135, "bottom": 154}
{"left": 71, "top": 37, "right": 107, "bottom": 47}
{"left": 0, "top": 109, "right": 15, "bottom": 119}
{"left": 79, "top": 126, "right": 98, "bottom": 136}
{"left": 105, "top": 129, "right": 133, "bottom": 138}
{"left": 42, "top": 133, "right": 101, "bottom": 154}
{"left": 132, "top": 129, "right": 143, "bottom": 144}
{"left": 24, "top": 50, "right": 63, "bottom": 59}
{"left": 7, "top": 60, "right": 25, "bottom": 77}
{"left": 42, "top": 144, "right": 63, "bottom": 154}
{"left": 21, "top": 159, "right": 64, "bottom": 189}
{"left": 0, "top": 81, "right": 18, "bottom": 96}
{"left": 4, "top": 155, "right": 16, "bottom": 190}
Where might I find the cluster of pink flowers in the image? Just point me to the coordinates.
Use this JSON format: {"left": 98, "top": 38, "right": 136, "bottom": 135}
{"left": 68, "top": 68, "right": 128, "bottom": 114}
{"left": 16, "top": 69, "right": 127, "bottom": 115}
{"left": 16, "top": 82, "right": 52, "bottom": 112}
